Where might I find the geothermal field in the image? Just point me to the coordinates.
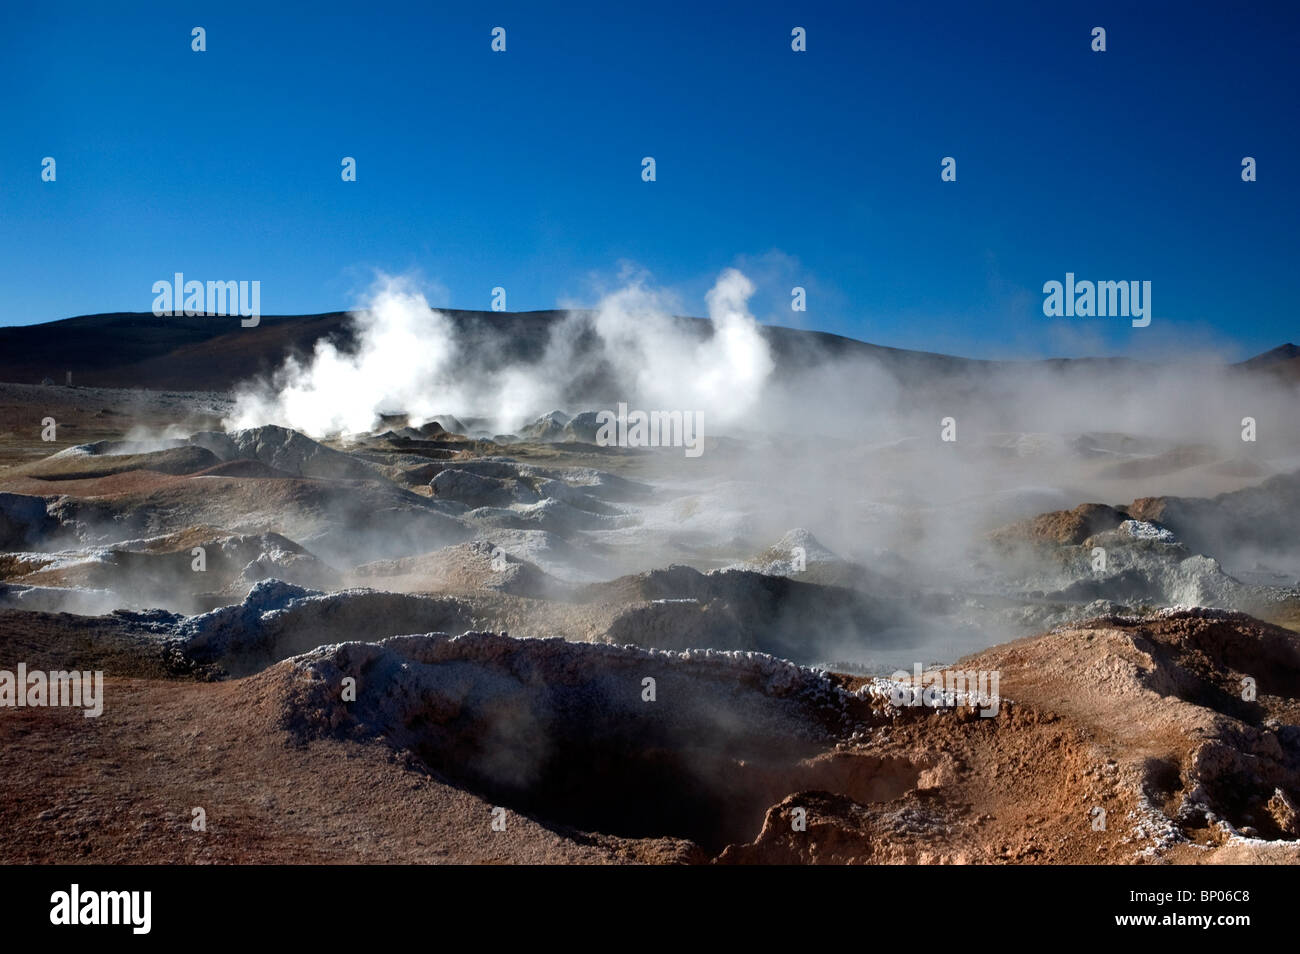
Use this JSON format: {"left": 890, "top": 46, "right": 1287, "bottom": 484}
{"left": 1, "top": 293, "right": 1299, "bottom": 865}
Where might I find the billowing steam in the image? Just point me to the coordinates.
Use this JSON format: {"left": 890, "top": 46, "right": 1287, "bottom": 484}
{"left": 226, "top": 268, "right": 774, "bottom": 436}
{"left": 215, "top": 259, "right": 1300, "bottom": 649}
{"left": 226, "top": 276, "right": 460, "bottom": 435}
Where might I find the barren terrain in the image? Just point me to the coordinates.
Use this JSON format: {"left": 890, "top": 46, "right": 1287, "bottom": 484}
{"left": 2, "top": 313, "right": 1299, "bottom": 864}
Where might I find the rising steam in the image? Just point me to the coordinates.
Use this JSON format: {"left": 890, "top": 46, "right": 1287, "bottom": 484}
{"left": 226, "top": 268, "right": 774, "bottom": 436}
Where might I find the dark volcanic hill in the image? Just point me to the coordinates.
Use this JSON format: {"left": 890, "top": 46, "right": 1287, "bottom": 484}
{"left": 0, "top": 309, "right": 983, "bottom": 390}
{"left": 0, "top": 310, "right": 1293, "bottom": 393}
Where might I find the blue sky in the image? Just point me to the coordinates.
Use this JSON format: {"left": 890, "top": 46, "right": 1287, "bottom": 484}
{"left": 1, "top": 0, "right": 1295, "bottom": 358}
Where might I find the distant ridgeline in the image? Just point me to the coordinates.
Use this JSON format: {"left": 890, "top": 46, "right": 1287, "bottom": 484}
{"left": 0, "top": 310, "right": 1294, "bottom": 394}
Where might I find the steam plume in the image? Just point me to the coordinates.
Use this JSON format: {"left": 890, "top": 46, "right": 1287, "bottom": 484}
{"left": 226, "top": 268, "right": 773, "bottom": 436}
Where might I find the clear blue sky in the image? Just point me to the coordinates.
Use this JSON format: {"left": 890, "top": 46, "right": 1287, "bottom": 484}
{"left": 1, "top": 0, "right": 1295, "bottom": 359}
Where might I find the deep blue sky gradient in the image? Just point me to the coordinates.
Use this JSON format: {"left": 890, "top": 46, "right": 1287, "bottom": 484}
{"left": 1, "top": 0, "right": 1296, "bottom": 358}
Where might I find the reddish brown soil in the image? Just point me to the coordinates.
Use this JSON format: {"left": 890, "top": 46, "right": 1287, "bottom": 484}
{"left": 2, "top": 610, "right": 1296, "bottom": 864}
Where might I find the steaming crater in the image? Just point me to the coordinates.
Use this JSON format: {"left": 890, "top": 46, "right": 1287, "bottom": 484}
{"left": 276, "top": 632, "right": 894, "bottom": 849}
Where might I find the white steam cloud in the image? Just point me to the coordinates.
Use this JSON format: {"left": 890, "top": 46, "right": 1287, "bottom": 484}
{"left": 226, "top": 276, "right": 461, "bottom": 435}
{"left": 226, "top": 268, "right": 774, "bottom": 437}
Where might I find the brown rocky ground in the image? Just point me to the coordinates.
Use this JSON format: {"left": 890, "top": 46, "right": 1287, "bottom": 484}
{"left": 3, "top": 380, "right": 1300, "bottom": 864}
{"left": 990, "top": 503, "right": 1129, "bottom": 546}
{"left": 1, "top": 606, "right": 1296, "bottom": 864}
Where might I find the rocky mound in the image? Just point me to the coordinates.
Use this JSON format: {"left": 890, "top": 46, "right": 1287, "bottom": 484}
{"left": 49, "top": 438, "right": 191, "bottom": 458}
{"left": 983, "top": 483, "right": 1300, "bottom": 625}
{"left": 9, "top": 530, "right": 338, "bottom": 613}
{"left": 354, "top": 540, "right": 566, "bottom": 600}
{"left": 420, "top": 414, "right": 466, "bottom": 435}
{"left": 426, "top": 457, "right": 648, "bottom": 505}
{"left": 972, "top": 609, "right": 1300, "bottom": 846}
{"left": 190, "top": 425, "right": 377, "bottom": 481}
{"left": 563, "top": 411, "right": 602, "bottom": 443}
{"left": 1130, "top": 470, "right": 1300, "bottom": 560}
{"left": 741, "top": 528, "right": 842, "bottom": 572}
{"left": 40, "top": 473, "right": 470, "bottom": 563}
{"left": 726, "top": 608, "right": 1300, "bottom": 862}
{"left": 431, "top": 468, "right": 540, "bottom": 508}
{"left": 10, "top": 445, "right": 221, "bottom": 481}
{"left": 518, "top": 410, "right": 571, "bottom": 442}
{"left": 148, "top": 580, "right": 474, "bottom": 675}
{"left": 463, "top": 497, "right": 637, "bottom": 537}
{"left": 991, "top": 503, "right": 1128, "bottom": 546}
{"left": 987, "top": 471, "right": 1300, "bottom": 593}
{"left": 727, "top": 528, "right": 908, "bottom": 594}
{"left": 592, "top": 564, "right": 913, "bottom": 664}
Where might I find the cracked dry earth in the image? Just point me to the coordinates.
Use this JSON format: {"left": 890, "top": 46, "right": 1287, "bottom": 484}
{"left": 2, "top": 607, "right": 1297, "bottom": 864}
